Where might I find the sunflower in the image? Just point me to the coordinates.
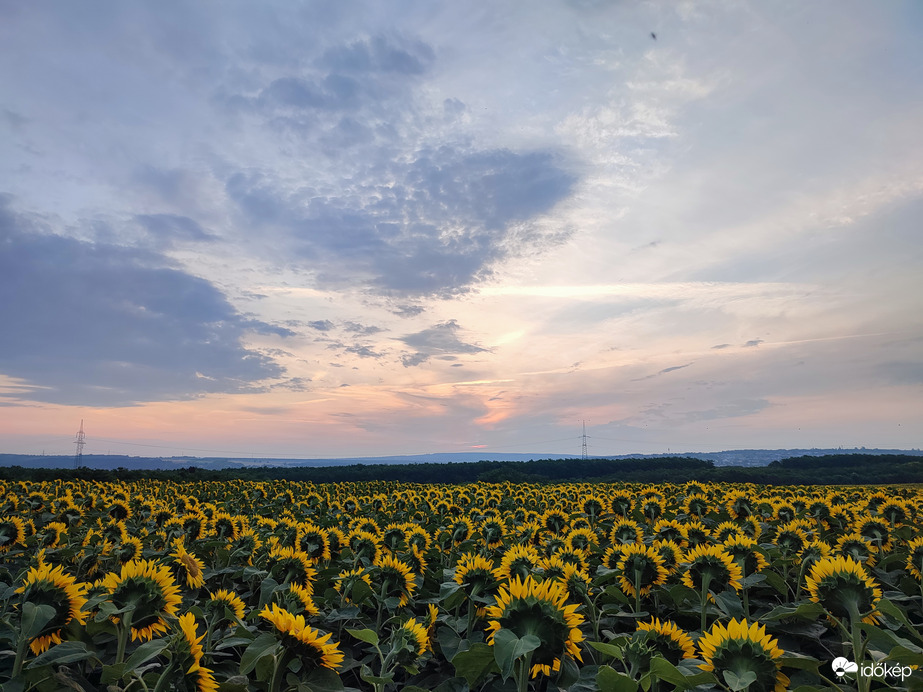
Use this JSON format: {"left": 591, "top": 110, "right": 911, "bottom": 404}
{"left": 40, "top": 521, "right": 68, "bottom": 548}
{"left": 713, "top": 521, "right": 745, "bottom": 544}
{"left": 680, "top": 521, "right": 712, "bottom": 548}
{"left": 617, "top": 544, "right": 668, "bottom": 598}
{"left": 854, "top": 516, "right": 892, "bottom": 553}
{"left": 266, "top": 546, "right": 317, "bottom": 587}
{"left": 485, "top": 576, "right": 584, "bottom": 678}
{"left": 581, "top": 495, "right": 606, "bottom": 522}
{"left": 0, "top": 515, "right": 26, "bottom": 553}
{"left": 608, "top": 490, "right": 634, "bottom": 517}
{"left": 497, "top": 544, "right": 541, "bottom": 581}
{"left": 805, "top": 555, "right": 881, "bottom": 624}
{"left": 100, "top": 559, "right": 182, "bottom": 641}
{"left": 480, "top": 518, "right": 506, "bottom": 549}
{"left": 725, "top": 491, "right": 754, "bottom": 520}
{"left": 208, "top": 588, "right": 246, "bottom": 622}
{"left": 609, "top": 518, "right": 643, "bottom": 546}
{"left": 564, "top": 527, "right": 596, "bottom": 554}
{"left": 297, "top": 523, "right": 331, "bottom": 563}
{"left": 395, "top": 618, "right": 430, "bottom": 658}
{"left": 373, "top": 554, "right": 416, "bottom": 607}
{"left": 348, "top": 530, "right": 382, "bottom": 564}
{"left": 166, "top": 538, "right": 205, "bottom": 590}
{"left": 449, "top": 517, "right": 475, "bottom": 545}
{"left": 541, "top": 508, "right": 569, "bottom": 534}
{"left": 382, "top": 523, "right": 408, "bottom": 552}
{"left": 406, "top": 525, "right": 430, "bottom": 553}
{"left": 878, "top": 498, "right": 909, "bottom": 526}
{"left": 334, "top": 568, "right": 373, "bottom": 604}
{"left": 722, "top": 535, "right": 768, "bottom": 576}
{"left": 652, "top": 519, "right": 686, "bottom": 546}
{"left": 260, "top": 604, "right": 343, "bottom": 670}
{"left": 559, "top": 562, "right": 592, "bottom": 601}
{"left": 773, "top": 525, "right": 808, "bottom": 558}
{"left": 326, "top": 527, "right": 348, "bottom": 557}
{"left": 681, "top": 544, "right": 743, "bottom": 595}
{"left": 906, "top": 536, "right": 923, "bottom": 580}
{"left": 636, "top": 618, "right": 695, "bottom": 665}
{"left": 284, "top": 582, "right": 320, "bottom": 617}
{"left": 16, "top": 562, "right": 89, "bottom": 654}
{"left": 683, "top": 494, "right": 710, "bottom": 519}
{"left": 176, "top": 613, "right": 219, "bottom": 692}
{"left": 601, "top": 545, "right": 623, "bottom": 570}
{"left": 835, "top": 533, "right": 877, "bottom": 567}
{"left": 652, "top": 539, "right": 684, "bottom": 574}
{"left": 455, "top": 553, "right": 502, "bottom": 599}
{"left": 698, "top": 619, "right": 789, "bottom": 692}
{"left": 799, "top": 540, "right": 831, "bottom": 569}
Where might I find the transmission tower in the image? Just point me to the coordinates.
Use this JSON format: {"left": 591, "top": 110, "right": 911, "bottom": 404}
{"left": 74, "top": 420, "right": 86, "bottom": 469}
{"left": 581, "top": 420, "right": 588, "bottom": 460}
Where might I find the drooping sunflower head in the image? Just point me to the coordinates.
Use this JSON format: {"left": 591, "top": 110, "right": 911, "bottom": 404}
{"left": 17, "top": 562, "right": 89, "bottom": 654}
{"left": 485, "top": 576, "right": 584, "bottom": 678}
{"left": 616, "top": 544, "right": 668, "bottom": 598}
{"left": 906, "top": 537, "right": 923, "bottom": 581}
{"left": 680, "top": 521, "right": 712, "bottom": 548}
{"left": 835, "top": 533, "right": 877, "bottom": 567}
{"left": 170, "top": 538, "right": 206, "bottom": 589}
{"left": 498, "top": 543, "right": 541, "bottom": 582}
{"left": 805, "top": 555, "right": 881, "bottom": 624}
{"left": 541, "top": 508, "right": 569, "bottom": 535}
{"left": 681, "top": 544, "right": 743, "bottom": 594}
{"left": 564, "top": 527, "right": 596, "bottom": 554}
{"left": 722, "top": 535, "right": 769, "bottom": 576}
{"left": 40, "top": 521, "right": 68, "bottom": 548}
{"left": 347, "top": 530, "right": 381, "bottom": 564}
{"left": 334, "top": 567, "right": 373, "bottom": 604}
{"left": 652, "top": 539, "right": 684, "bottom": 574}
{"left": 609, "top": 518, "right": 643, "bottom": 546}
{"left": 853, "top": 516, "right": 892, "bottom": 553}
{"left": 373, "top": 554, "right": 416, "bottom": 607}
{"left": 282, "top": 582, "right": 320, "bottom": 617}
{"left": 558, "top": 562, "right": 592, "bottom": 601}
{"left": 698, "top": 618, "right": 788, "bottom": 692}
{"left": 266, "top": 546, "right": 317, "bottom": 587}
{"left": 208, "top": 588, "right": 246, "bottom": 622}
{"left": 454, "top": 553, "right": 501, "bottom": 598}
{"left": 878, "top": 498, "right": 909, "bottom": 526}
{"left": 260, "top": 604, "right": 344, "bottom": 670}
{"left": 449, "top": 517, "right": 475, "bottom": 545}
{"left": 773, "top": 525, "right": 808, "bottom": 558}
{"left": 480, "top": 518, "right": 506, "bottom": 548}
{"left": 297, "top": 524, "right": 331, "bottom": 563}
{"left": 636, "top": 618, "right": 695, "bottom": 666}
{"left": 393, "top": 618, "right": 430, "bottom": 659}
{"left": 652, "top": 519, "right": 686, "bottom": 546}
{"left": 100, "top": 559, "right": 182, "bottom": 641}
{"left": 799, "top": 540, "right": 831, "bottom": 569}
{"left": 0, "top": 515, "right": 26, "bottom": 553}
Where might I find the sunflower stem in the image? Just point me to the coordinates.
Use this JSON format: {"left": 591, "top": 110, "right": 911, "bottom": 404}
{"left": 700, "top": 573, "right": 713, "bottom": 633}
{"left": 634, "top": 567, "right": 643, "bottom": 614}
{"left": 116, "top": 607, "right": 135, "bottom": 665}
{"left": 151, "top": 660, "right": 176, "bottom": 692}
{"left": 269, "top": 650, "right": 293, "bottom": 692}
{"left": 11, "top": 634, "right": 29, "bottom": 679}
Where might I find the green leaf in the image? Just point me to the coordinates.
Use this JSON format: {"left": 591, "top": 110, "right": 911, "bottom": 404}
{"left": 239, "top": 633, "right": 280, "bottom": 675}
{"left": 762, "top": 571, "right": 787, "bottom": 595}
{"left": 346, "top": 628, "right": 379, "bottom": 646}
{"left": 878, "top": 598, "right": 923, "bottom": 644}
{"left": 492, "top": 629, "right": 541, "bottom": 681}
{"left": 597, "top": 665, "right": 638, "bottom": 692}
{"left": 588, "top": 641, "right": 624, "bottom": 660}
{"left": 778, "top": 653, "right": 821, "bottom": 672}
{"left": 884, "top": 645, "right": 923, "bottom": 667}
{"left": 25, "top": 641, "right": 94, "bottom": 669}
{"left": 712, "top": 591, "right": 744, "bottom": 620}
{"left": 436, "top": 626, "right": 470, "bottom": 662}
{"left": 452, "top": 642, "right": 499, "bottom": 686}
{"left": 760, "top": 602, "right": 825, "bottom": 621}
{"left": 122, "top": 637, "right": 170, "bottom": 675}
{"left": 302, "top": 666, "right": 345, "bottom": 692}
{"left": 19, "top": 602, "right": 55, "bottom": 641}
{"left": 100, "top": 663, "right": 126, "bottom": 684}
{"left": 650, "top": 657, "right": 693, "bottom": 689}
{"left": 359, "top": 665, "right": 394, "bottom": 685}
{"left": 723, "top": 670, "right": 757, "bottom": 691}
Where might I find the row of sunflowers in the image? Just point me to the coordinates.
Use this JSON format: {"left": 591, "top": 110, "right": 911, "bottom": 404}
{"left": 1, "top": 479, "right": 922, "bottom": 691}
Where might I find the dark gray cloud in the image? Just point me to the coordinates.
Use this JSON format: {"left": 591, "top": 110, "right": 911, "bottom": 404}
{"left": 134, "top": 214, "right": 217, "bottom": 246}
{"left": 743, "top": 339, "right": 764, "bottom": 348}
{"left": 307, "top": 320, "right": 336, "bottom": 331}
{"left": 225, "top": 146, "right": 575, "bottom": 296}
{"left": 398, "top": 320, "right": 487, "bottom": 367}
{"left": 343, "top": 321, "right": 385, "bottom": 335}
{"left": 0, "top": 197, "right": 283, "bottom": 406}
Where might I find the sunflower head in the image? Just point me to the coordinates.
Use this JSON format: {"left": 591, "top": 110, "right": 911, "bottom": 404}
{"left": 393, "top": 618, "right": 431, "bottom": 660}
{"left": 698, "top": 618, "right": 789, "bottom": 692}
{"left": 636, "top": 618, "right": 695, "bottom": 666}
{"left": 208, "top": 588, "right": 246, "bottom": 622}
{"left": 498, "top": 544, "right": 541, "bottom": 582}
{"left": 681, "top": 544, "right": 743, "bottom": 595}
{"left": 906, "top": 537, "right": 923, "bottom": 581}
{"left": 723, "top": 535, "right": 769, "bottom": 576}
{"left": 0, "top": 516, "right": 26, "bottom": 553}
{"left": 373, "top": 554, "right": 416, "bottom": 607}
{"left": 17, "top": 562, "right": 89, "bottom": 654}
{"left": 805, "top": 555, "right": 881, "bottom": 624}
{"left": 100, "top": 559, "right": 182, "bottom": 641}
{"left": 485, "top": 576, "right": 584, "bottom": 678}
{"left": 616, "top": 544, "right": 668, "bottom": 598}
{"left": 175, "top": 613, "right": 219, "bottom": 692}
{"left": 260, "top": 604, "right": 344, "bottom": 670}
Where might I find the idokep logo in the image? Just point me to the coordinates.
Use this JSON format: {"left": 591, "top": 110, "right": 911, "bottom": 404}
{"left": 832, "top": 657, "right": 914, "bottom": 682}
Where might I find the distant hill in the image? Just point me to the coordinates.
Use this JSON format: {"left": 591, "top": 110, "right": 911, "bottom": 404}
{"left": 0, "top": 447, "right": 919, "bottom": 471}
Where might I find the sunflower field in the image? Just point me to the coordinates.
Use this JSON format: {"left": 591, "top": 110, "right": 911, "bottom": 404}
{"left": 1, "top": 479, "right": 923, "bottom": 692}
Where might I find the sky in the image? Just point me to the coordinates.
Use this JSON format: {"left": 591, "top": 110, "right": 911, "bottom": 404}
{"left": 1, "top": 1, "right": 921, "bottom": 459}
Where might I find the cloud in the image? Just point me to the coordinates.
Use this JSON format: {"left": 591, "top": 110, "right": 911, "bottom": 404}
{"left": 134, "top": 214, "right": 217, "bottom": 246}
{"left": 307, "top": 320, "right": 336, "bottom": 331}
{"left": 225, "top": 146, "right": 575, "bottom": 296}
{"left": 0, "top": 196, "right": 283, "bottom": 406}
{"left": 743, "top": 339, "right": 764, "bottom": 348}
{"left": 398, "top": 320, "right": 488, "bottom": 367}
{"left": 343, "top": 321, "right": 385, "bottom": 335}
